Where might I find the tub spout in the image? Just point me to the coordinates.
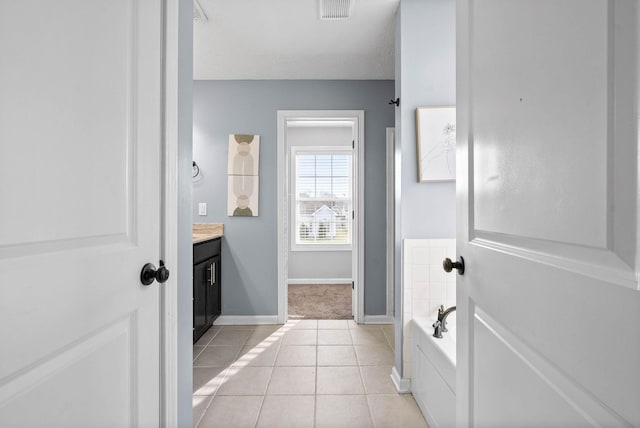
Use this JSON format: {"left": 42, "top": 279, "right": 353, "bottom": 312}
{"left": 433, "top": 305, "right": 456, "bottom": 339}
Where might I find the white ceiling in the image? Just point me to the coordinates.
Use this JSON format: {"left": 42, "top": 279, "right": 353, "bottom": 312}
{"left": 193, "top": 0, "right": 399, "bottom": 80}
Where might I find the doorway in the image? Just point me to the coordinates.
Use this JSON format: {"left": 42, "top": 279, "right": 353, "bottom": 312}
{"left": 277, "top": 111, "right": 365, "bottom": 324}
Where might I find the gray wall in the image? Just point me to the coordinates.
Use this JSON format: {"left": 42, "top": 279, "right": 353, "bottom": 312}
{"left": 287, "top": 125, "right": 353, "bottom": 282}
{"left": 177, "top": 0, "right": 193, "bottom": 426}
{"left": 288, "top": 251, "right": 351, "bottom": 281}
{"left": 393, "top": 0, "right": 456, "bottom": 373}
{"left": 193, "top": 80, "right": 394, "bottom": 316}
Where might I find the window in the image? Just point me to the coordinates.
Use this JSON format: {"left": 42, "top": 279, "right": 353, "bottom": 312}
{"left": 292, "top": 148, "right": 352, "bottom": 250}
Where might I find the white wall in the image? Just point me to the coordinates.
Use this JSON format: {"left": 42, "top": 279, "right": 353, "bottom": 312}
{"left": 398, "top": 0, "right": 456, "bottom": 240}
{"left": 287, "top": 125, "right": 353, "bottom": 282}
{"left": 393, "top": 0, "right": 456, "bottom": 378}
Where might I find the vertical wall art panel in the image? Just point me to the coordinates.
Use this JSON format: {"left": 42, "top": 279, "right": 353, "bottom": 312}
{"left": 227, "top": 134, "right": 260, "bottom": 216}
{"left": 227, "top": 175, "right": 259, "bottom": 216}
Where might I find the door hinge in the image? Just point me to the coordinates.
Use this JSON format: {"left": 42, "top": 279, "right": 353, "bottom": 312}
{"left": 352, "top": 210, "right": 354, "bottom": 220}
{"left": 352, "top": 281, "right": 354, "bottom": 290}
{"left": 352, "top": 140, "right": 355, "bottom": 149}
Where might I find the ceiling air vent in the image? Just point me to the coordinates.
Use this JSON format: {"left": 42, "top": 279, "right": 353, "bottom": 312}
{"left": 193, "top": 0, "right": 208, "bottom": 21}
{"left": 319, "top": 0, "right": 353, "bottom": 20}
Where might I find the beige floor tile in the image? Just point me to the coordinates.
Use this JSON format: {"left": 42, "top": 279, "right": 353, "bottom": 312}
{"left": 223, "top": 325, "right": 258, "bottom": 330}
{"left": 318, "top": 329, "right": 352, "bottom": 345}
{"left": 192, "top": 395, "right": 213, "bottom": 428}
{"left": 252, "top": 324, "right": 283, "bottom": 331}
{"left": 275, "top": 345, "right": 317, "bottom": 366}
{"left": 198, "top": 395, "right": 263, "bottom": 428}
{"left": 245, "top": 327, "right": 284, "bottom": 346}
{"left": 256, "top": 395, "right": 315, "bottom": 428}
{"left": 194, "top": 326, "right": 222, "bottom": 346}
{"left": 193, "top": 346, "right": 205, "bottom": 362}
{"left": 232, "top": 342, "right": 279, "bottom": 367}
{"left": 350, "top": 324, "right": 383, "bottom": 331}
{"left": 317, "top": 345, "right": 357, "bottom": 366}
{"left": 281, "top": 329, "right": 317, "bottom": 345}
{"left": 317, "top": 366, "right": 365, "bottom": 395}
{"left": 318, "top": 319, "right": 350, "bottom": 329}
{"left": 350, "top": 328, "right": 388, "bottom": 345}
{"left": 267, "top": 366, "right": 316, "bottom": 395}
{"left": 382, "top": 325, "right": 395, "bottom": 350}
{"left": 208, "top": 329, "right": 252, "bottom": 346}
{"left": 193, "top": 366, "right": 227, "bottom": 395}
{"left": 382, "top": 324, "right": 395, "bottom": 338}
{"left": 354, "top": 344, "right": 394, "bottom": 366}
{"left": 192, "top": 322, "right": 425, "bottom": 428}
{"left": 385, "top": 337, "right": 395, "bottom": 351}
{"left": 367, "top": 395, "right": 428, "bottom": 428}
{"left": 216, "top": 366, "right": 273, "bottom": 396}
{"left": 193, "top": 346, "right": 241, "bottom": 367}
{"left": 316, "top": 395, "right": 373, "bottom": 428}
{"left": 285, "top": 319, "right": 318, "bottom": 329}
{"left": 360, "top": 365, "right": 397, "bottom": 394}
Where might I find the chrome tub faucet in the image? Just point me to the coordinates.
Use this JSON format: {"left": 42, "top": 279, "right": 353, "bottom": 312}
{"left": 432, "top": 305, "right": 456, "bottom": 339}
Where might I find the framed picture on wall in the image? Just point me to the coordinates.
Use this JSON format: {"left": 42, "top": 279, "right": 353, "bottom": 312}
{"left": 416, "top": 106, "right": 456, "bottom": 182}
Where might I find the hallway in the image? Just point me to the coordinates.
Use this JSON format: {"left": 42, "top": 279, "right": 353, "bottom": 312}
{"left": 193, "top": 320, "right": 427, "bottom": 427}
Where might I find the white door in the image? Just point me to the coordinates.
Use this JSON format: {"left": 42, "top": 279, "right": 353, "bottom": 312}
{"left": 0, "top": 1, "right": 165, "bottom": 427}
{"left": 457, "top": 1, "right": 640, "bottom": 427}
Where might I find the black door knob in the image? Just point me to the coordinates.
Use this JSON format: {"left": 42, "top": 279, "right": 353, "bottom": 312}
{"left": 140, "top": 260, "right": 170, "bottom": 286}
{"left": 443, "top": 257, "right": 465, "bottom": 275}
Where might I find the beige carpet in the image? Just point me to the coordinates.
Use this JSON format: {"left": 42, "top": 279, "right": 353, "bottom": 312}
{"left": 288, "top": 284, "right": 352, "bottom": 320}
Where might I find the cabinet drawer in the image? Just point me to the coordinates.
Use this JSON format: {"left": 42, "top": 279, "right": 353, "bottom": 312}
{"left": 193, "top": 238, "right": 221, "bottom": 264}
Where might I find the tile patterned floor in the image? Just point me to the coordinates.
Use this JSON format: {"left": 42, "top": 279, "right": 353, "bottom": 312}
{"left": 193, "top": 320, "right": 428, "bottom": 428}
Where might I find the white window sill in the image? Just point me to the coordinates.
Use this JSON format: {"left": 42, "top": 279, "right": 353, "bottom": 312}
{"left": 291, "top": 245, "right": 352, "bottom": 252}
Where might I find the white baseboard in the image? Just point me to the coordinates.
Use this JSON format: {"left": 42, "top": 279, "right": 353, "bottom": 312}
{"left": 391, "top": 366, "right": 411, "bottom": 394}
{"left": 287, "top": 278, "right": 352, "bottom": 285}
{"left": 363, "top": 315, "right": 394, "bottom": 324}
{"left": 214, "top": 315, "right": 279, "bottom": 326}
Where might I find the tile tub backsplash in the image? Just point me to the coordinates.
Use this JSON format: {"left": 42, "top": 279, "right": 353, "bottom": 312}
{"left": 402, "top": 239, "right": 456, "bottom": 379}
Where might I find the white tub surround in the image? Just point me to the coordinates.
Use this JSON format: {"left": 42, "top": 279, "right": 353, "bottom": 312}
{"left": 412, "top": 316, "right": 456, "bottom": 428}
{"left": 402, "top": 239, "right": 455, "bottom": 378}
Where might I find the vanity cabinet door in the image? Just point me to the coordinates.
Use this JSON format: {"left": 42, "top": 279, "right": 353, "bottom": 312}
{"left": 193, "top": 258, "right": 211, "bottom": 343}
{"left": 193, "top": 237, "right": 222, "bottom": 343}
{"left": 207, "top": 255, "right": 221, "bottom": 325}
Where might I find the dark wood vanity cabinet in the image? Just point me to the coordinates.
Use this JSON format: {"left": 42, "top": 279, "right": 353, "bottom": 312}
{"left": 193, "top": 238, "right": 221, "bottom": 343}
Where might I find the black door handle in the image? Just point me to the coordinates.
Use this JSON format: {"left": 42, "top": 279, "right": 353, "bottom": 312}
{"left": 443, "top": 257, "right": 465, "bottom": 275}
{"left": 140, "top": 260, "right": 170, "bottom": 286}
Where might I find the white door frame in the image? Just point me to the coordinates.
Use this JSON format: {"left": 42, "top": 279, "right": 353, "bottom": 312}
{"left": 160, "top": 0, "right": 180, "bottom": 425}
{"left": 385, "top": 127, "right": 395, "bottom": 319}
{"left": 277, "top": 110, "right": 365, "bottom": 324}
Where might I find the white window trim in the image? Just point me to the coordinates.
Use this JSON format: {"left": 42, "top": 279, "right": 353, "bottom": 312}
{"left": 290, "top": 146, "right": 353, "bottom": 252}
